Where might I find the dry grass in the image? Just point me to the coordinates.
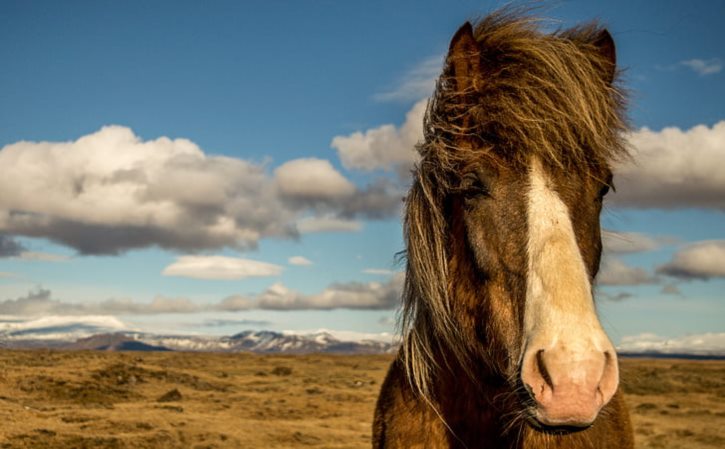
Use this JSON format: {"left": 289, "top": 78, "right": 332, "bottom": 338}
{"left": 0, "top": 351, "right": 722, "bottom": 448}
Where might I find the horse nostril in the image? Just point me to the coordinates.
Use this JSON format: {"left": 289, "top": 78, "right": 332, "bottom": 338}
{"left": 535, "top": 349, "right": 553, "bottom": 391}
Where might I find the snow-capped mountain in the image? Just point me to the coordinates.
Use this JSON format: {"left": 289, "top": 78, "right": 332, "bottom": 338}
{"left": 1, "top": 327, "right": 397, "bottom": 354}
{"left": 142, "top": 330, "right": 396, "bottom": 354}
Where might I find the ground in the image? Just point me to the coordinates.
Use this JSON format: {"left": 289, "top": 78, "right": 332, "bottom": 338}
{"left": 0, "top": 351, "right": 722, "bottom": 448}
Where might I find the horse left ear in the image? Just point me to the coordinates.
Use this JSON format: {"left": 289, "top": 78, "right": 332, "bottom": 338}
{"left": 592, "top": 29, "right": 616, "bottom": 84}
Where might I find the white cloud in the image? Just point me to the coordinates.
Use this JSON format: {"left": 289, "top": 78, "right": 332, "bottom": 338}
{"left": 614, "top": 121, "right": 725, "bottom": 210}
{"left": 597, "top": 257, "right": 656, "bottom": 286}
{"left": 0, "top": 126, "right": 401, "bottom": 255}
{"left": 274, "top": 158, "right": 356, "bottom": 201}
{"left": 17, "top": 251, "right": 69, "bottom": 262}
{"left": 288, "top": 256, "right": 313, "bottom": 266}
{"left": 0, "top": 288, "right": 202, "bottom": 316}
{"left": 602, "top": 230, "right": 662, "bottom": 254}
{"left": 618, "top": 332, "right": 725, "bottom": 355}
{"left": 680, "top": 58, "right": 722, "bottom": 76}
{"left": 162, "top": 255, "right": 283, "bottom": 280}
{"left": 0, "top": 315, "right": 128, "bottom": 340}
{"left": 657, "top": 240, "right": 725, "bottom": 280}
{"left": 219, "top": 272, "right": 404, "bottom": 311}
{"left": 331, "top": 99, "right": 426, "bottom": 176}
{"left": 296, "top": 216, "right": 362, "bottom": 234}
{"left": 363, "top": 268, "right": 396, "bottom": 276}
{"left": 373, "top": 55, "right": 442, "bottom": 103}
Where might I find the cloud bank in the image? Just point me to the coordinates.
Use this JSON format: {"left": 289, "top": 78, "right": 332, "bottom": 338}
{"left": 0, "top": 126, "right": 402, "bottom": 255}
{"left": 613, "top": 121, "right": 725, "bottom": 210}
{"left": 218, "top": 272, "right": 404, "bottom": 311}
{"left": 618, "top": 332, "right": 725, "bottom": 355}
{"left": 1, "top": 274, "right": 404, "bottom": 316}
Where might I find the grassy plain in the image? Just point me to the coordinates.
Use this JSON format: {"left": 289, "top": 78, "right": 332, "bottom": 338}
{"left": 0, "top": 351, "right": 722, "bottom": 448}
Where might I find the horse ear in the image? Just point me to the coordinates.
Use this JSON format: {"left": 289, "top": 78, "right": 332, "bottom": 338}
{"left": 592, "top": 29, "right": 616, "bottom": 84}
{"left": 448, "top": 22, "right": 481, "bottom": 92}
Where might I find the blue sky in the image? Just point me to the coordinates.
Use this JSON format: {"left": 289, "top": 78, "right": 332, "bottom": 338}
{"left": 1, "top": 0, "right": 724, "bottom": 350}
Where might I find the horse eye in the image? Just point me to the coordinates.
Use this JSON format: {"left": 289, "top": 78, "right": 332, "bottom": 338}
{"left": 461, "top": 173, "right": 490, "bottom": 198}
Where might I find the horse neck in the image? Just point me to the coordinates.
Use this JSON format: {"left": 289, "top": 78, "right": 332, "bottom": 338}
{"left": 430, "top": 347, "right": 526, "bottom": 448}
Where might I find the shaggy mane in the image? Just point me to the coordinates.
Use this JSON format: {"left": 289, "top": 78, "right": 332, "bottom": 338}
{"left": 401, "top": 10, "right": 630, "bottom": 399}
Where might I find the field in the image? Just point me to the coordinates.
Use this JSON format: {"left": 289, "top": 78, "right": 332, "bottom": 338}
{"left": 0, "top": 351, "right": 723, "bottom": 448}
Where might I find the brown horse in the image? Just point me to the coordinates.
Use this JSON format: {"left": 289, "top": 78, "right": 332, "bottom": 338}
{"left": 374, "top": 11, "right": 633, "bottom": 449}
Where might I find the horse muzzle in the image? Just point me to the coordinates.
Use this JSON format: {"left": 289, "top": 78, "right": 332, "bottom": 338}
{"left": 520, "top": 343, "right": 619, "bottom": 429}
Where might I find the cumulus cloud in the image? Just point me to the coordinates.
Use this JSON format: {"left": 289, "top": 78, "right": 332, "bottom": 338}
{"left": 288, "top": 256, "right": 313, "bottom": 266}
{"left": 0, "top": 126, "right": 401, "bottom": 255}
{"left": 680, "top": 58, "right": 722, "bottom": 76}
{"left": 613, "top": 121, "right": 725, "bottom": 210}
{"left": 657, "top": 240, "right": 725, "bottom": 280}
{"left": 274, "top": 158, "right": 356, "bottom": 202}
{"left": 331, "top": 99, "right": 426, "bottom": 176}
{"left": 218, "top": 273, "right": 404, "bottom": 311}
{"left": 373, "top": 55, "right": 442, "bottom": 103}
{"left": 162, "top": 255, "right": 283, "bottom": 280}
{"left": 597, "top": 257, "right": 657, "bottom": 286}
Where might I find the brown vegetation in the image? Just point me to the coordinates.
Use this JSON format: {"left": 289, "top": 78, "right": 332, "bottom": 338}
{"left": 0, "top": 351, "right": 722, "bottom": 448}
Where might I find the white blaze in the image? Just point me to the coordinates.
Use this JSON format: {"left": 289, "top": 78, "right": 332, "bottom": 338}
{"left": 524, "top": 158, "right": 611, "bottom": 356}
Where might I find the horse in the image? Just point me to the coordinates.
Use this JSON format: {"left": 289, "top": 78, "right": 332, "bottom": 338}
{"left": 373, "top": 11, "right": 633, "bottom": 449}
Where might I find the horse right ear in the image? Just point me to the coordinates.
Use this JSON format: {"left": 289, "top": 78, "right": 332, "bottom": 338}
{"left": 592, "top": 29, "right": 617, "bottom": 84}
{"left": 448, "top": 22, "right": 481, "bottom": 92}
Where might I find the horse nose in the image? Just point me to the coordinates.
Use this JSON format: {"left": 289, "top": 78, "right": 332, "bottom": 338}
{"left": 520, "top": 345, "right": 619, "bottom": 428}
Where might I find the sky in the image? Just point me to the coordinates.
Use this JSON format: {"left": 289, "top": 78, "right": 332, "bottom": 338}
{"left": 1, "top": 0, "right": 724, "bottom": 351}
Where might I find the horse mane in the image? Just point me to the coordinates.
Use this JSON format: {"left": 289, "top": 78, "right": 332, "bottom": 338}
{"left": 401, "top": 10, "right": 630, "bottom": 399}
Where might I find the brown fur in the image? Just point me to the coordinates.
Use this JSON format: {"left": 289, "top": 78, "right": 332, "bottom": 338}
{"left": 374, "top": 10, "right": 633, "bottom": 449}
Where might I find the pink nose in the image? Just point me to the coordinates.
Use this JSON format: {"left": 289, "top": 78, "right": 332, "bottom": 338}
{"left": 520, "top": 347, "right": 619, "bottom": 428}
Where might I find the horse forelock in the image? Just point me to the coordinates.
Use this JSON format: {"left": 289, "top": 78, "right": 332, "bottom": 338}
{"left": 401, "top": 10, "right": 630, "bottom": 401}
{"left": 423, "top": 11, "right": 629, "bottom": 173}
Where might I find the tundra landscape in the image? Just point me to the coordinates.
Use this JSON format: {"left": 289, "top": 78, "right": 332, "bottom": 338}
{"left": 0, "top": 350, "right": 723, "bottom": 449}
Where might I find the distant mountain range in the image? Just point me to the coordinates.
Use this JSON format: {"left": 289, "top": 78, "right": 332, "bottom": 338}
{"left": 2, "top": 319, "right": 724, "bottom": 359}
{"left": 1, "top": 330, "right": 398, "bottom": 354}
